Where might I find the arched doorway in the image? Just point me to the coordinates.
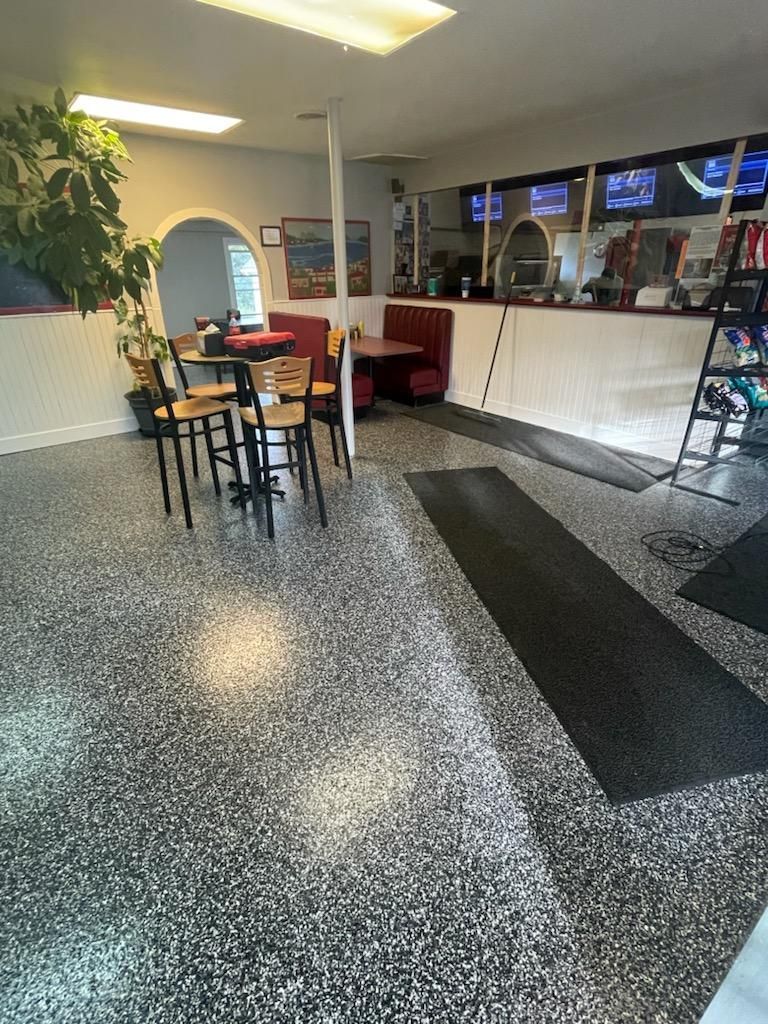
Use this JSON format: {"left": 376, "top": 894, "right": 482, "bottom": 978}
{"left": 492, "top": 214, "right": 554, "bottom": 292}
{"left": 154, "top": 215, "right": 270, "bottom": 341}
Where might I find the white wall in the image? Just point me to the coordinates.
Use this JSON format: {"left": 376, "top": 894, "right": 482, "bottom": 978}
{"left": 0, "top": 131, "right": 392, "bottom": 454}
{"left": 395, "top": 72, "right": 768, "bottom": 195}
{"left": 120, "top": 133, "right": 392, "bottom": 300}
{"left": 156, "top": 220, "right": 236, "bottom": 339}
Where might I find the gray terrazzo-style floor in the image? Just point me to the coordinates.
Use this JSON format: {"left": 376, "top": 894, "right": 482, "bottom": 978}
{"left": 1, "top": 402, "right": 767, "bottom": 1024}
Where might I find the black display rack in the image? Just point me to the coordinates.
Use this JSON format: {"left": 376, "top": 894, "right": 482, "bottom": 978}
{"left": 670, "top": 220, "right": 768, "bottom": 506}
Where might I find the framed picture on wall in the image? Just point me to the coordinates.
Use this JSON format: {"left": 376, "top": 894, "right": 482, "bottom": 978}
{"left": 260, "top": 225, "right": 282, "bottom": 247}
{"left": 282, "top": 218, "right": 371, "bottom": 300}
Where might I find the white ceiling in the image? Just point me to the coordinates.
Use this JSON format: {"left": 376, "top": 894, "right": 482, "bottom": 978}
{"left": 2, "top": 0, "right": 767, "bottom": 160}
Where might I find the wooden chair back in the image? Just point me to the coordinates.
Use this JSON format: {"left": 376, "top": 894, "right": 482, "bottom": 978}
{"left": 125, "top": 354, "right": 175, "bottom": 419}
{"left": 172, "top": 332, "right": 197, "bottom": 354}
{"left": 168, "top": 334, "right": 194, "bottom": 393}
{"left": 246, "top": 356, "right": 311, "bottom": 397}
{"left": 125, "top": 353, "right": 162, "bottom": 391}
{"left": 326, "top": 328, "right": 345, "bottom": 359}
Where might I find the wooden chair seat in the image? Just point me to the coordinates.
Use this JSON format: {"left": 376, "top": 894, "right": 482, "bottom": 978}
{"left": 154, "top": 397, "right": 228, "bottom": 421}
{"left": 186, "top": 382, "right": 238, "bottom": 401}
{"left": 239, "top": 402, "right": 305, "bottom": 430}
{"left": 311, "top": 380, "right": 335, "bottom": 397}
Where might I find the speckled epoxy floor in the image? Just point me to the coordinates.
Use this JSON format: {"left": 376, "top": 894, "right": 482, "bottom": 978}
{"left": 1, "top": 403, "right": 767, "bottom": 1024}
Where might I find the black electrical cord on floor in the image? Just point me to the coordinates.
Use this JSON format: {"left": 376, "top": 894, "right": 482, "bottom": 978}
{"left": 640, "top": 530, "right": 734, "bottom": 575}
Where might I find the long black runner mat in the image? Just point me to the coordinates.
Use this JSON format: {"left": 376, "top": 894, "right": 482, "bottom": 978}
{"left": 405, "top": 467, "right": 768, "bottom": 803}
{"left": 678, "top": 513, "right": 768, "bottom": 637}
{"left": 403, "top": 403, "right": 673, "bottom": 492}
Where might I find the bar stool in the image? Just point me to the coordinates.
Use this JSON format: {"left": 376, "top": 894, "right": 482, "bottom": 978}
{"left": 126, "top": 354, "right": 244, "bottom": 529}
{"left": 235, "top": 356, "right": 327, "bottom": 540}
{"left": 309, "top": 328, "right": 352, "bottom": 479}
{"left": 169, "top": 333, "right": 239, "bottom": 479}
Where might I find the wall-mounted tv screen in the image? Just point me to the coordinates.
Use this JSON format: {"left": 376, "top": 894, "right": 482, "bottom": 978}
{"left": 606, "top": 169, "right": 656, "bottom": 210}
{"left": 530, "top": 182, "right": 568, "bottom": 217}
{"left": 471, "top": 192, "right": 503, "bottom": 222}
{"left": 702, "top": 150, "right": 768, "bottom": 199}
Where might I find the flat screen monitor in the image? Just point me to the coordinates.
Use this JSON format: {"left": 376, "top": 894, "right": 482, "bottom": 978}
{"left": 471, "top": 192, "right": 502, "bottom": 222}
{"left": 702, "top": 150, "right": 768, "bottom": 199}
{"left": 606, "top": 169, "right": 656, "bottom": 210}
{"left": 530, "top": 182, "right": 568, "bottom": 217}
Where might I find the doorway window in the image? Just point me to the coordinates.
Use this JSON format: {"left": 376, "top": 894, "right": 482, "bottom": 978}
{"left": 224, "top": 237, "right": 263, "bottom": 321}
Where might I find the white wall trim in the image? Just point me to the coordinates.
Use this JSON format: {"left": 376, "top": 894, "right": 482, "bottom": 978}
{"left": 0, "top": 417, "right": 137, "bottom": 457}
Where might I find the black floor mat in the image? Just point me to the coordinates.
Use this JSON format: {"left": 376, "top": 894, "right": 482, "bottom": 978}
{"left": 405, "top": 467, "right": 768, "bottom": 803}
{"left": 677, "top": 513, "right": 768, "bottom": 637}
{"left": 403, "top": 403, "right": 673, "bottom": 492}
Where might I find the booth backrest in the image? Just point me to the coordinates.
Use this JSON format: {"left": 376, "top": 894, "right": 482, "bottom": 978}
{"left": 268, "top": 311, "right": 331, "bottom": 378}
{"left": 383, "top": 304, "right": 453, "bottom": 390}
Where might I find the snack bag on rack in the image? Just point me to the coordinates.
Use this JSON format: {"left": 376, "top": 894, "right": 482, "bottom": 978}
{"left": 730, "top": 375, "right": 768, "bottom": 409}
{"left": 723, "top": 327, "right": 761, "bottom": 365}
{"left": 704, "top": 380, "right": 748, "bottom": 416}
{"left": 752, "top": 324, "right": 768, "bottom": 364}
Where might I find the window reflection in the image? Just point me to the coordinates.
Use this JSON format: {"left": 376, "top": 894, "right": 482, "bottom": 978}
{"left": 423, "top": 187, "right": 486, "bottom": 296}
{"left": 489, "top": 174, "right": 587, "bottom": 300}
{"left": 586, "top": 140, "right": 768, "bottom": 310}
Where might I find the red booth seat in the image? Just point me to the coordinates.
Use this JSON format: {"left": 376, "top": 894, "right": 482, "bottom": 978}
{"left": 373, "top": 304, "right": 453, "bottom": 403}
{"left": 268, "top": 311, "right": 373, "bottom": 410}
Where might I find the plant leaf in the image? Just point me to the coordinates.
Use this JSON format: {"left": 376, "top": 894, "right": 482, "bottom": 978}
{"left": 90, "top": 169, "right": 119, "bottom": 213}
{"left": 17, "top": 207, "right": 35, "bottom": 236}
{"left": 54, "top": 88, "right": 68, "bottom": 116}
{"left": 69, "top": 171, "right": 90, "bottom": 211}
{"left": 46, "top": 166, "right": 70, "bottom": 199}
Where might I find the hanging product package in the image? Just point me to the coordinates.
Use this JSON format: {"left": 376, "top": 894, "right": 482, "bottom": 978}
{"left": 723, "top": 327, "right": 761, "bottom": 366}
{"left": 752, "top": 324, "right": 768, "bottom": 364}
{"left": 704, "top": 380, "right": 749, "bottom": 417}
{"left": 730, "top": 375, "right": 768, "bottom": 410}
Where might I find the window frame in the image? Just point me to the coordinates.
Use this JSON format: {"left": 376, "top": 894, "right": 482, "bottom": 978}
{"left": 222, "top": 236, "right": 263, "bottom": 321}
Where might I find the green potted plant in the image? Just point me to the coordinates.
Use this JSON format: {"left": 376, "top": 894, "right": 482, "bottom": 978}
{"left": 0, "top": 88, "right": 173, "bottom": 433}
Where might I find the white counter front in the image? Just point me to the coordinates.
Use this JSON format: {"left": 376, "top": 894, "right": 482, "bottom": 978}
{"left": 388, "top": 298, "right": 712, "bottom": 461}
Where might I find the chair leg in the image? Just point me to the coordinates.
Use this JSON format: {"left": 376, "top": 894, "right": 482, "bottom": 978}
{"left": 202, "top": 417, "right": 221, "bottom": 495}
{"left": 285, "top": 434, "right": 296, "bottom": 476}
{"left": 260, "top": 435, "right": 275, "bottom": 539}
{"left": 189, "top": 421, "right": 199, "bottom": 478}
{"left": 336, "top": 399, "right": 353, "bottom": 480}
{"left": 296, "top": 427, "right": 309, "bottom": 506}
{"left": 244, "top": 426, "right": 260, "bottom": 517}
{"left": 305, "top": 417, "right": 328, "bottom": 528}
{"left": 224, "top": 412, "right": 245, "bottom": 509}
{"left": 155, "top": 432, "right": 171, "bottom": 514}
{"left": 326, "top": 401, "right": 340, "bottom": 466}
{"left": 171, "top": 432, "right": 193, "bottom": 529}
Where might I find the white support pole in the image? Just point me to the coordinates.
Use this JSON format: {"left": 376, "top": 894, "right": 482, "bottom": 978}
{"left": 326, "top": 96, "right": 354, "bottom": 457}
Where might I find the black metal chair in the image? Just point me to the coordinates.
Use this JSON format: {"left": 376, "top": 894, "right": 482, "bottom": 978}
{"left": 310, "top": 328, "right": 352, "bottom": 479}
{"left": 168, "top": 333, "right": 240, "bottom": 479}
{"left": 125, "top": 354, "right": 244, "bottom": 529}
{"left": 235, "top": 356, "right": 327, "bottom": 539}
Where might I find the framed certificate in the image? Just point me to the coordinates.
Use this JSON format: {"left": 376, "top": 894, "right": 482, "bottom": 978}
{"left": 260, "top": 225, "right": 283, "bottom": 248}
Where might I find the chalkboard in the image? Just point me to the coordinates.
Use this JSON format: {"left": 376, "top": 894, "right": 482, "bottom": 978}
{"left": 0, "top": 253, "right": 70, "bottom": 312}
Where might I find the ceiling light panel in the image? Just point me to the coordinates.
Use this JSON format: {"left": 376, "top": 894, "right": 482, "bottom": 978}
{"left": 193, "top": 0, "right": 457, "bottom": 56}
{"left": 69, "top": 95, "right": 242, "bottom": 134}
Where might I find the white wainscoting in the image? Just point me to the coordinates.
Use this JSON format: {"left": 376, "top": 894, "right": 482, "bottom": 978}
{"left": 267, "top": 294, "right": 387, "bottom": 338}
{"left": 0, "top": 299, "right": 387, "bottom": 456}
{"left": 389, "top": 298, "right": 711, "bottom": 460}
{"left": 0, "top": 308, "right": 159, "bottom": 456}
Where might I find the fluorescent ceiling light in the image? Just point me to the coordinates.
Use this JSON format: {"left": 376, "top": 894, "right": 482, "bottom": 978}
{"left": 193, "top": 0, "right": 457, "bottom": 56}
{"left": 69, "top": 95, "right": 242, "bottom": 134}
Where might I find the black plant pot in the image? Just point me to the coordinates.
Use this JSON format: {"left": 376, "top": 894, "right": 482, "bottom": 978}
{"left": 125, "top": 389, "right": 177, "bottom": 436}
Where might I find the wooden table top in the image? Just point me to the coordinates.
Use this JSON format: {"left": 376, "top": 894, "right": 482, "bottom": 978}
{"left": 351, "top": 336, "right": 423, "bottom": 358}
{"left": 178, "top": 349, "right": 246, "bottom": 365}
